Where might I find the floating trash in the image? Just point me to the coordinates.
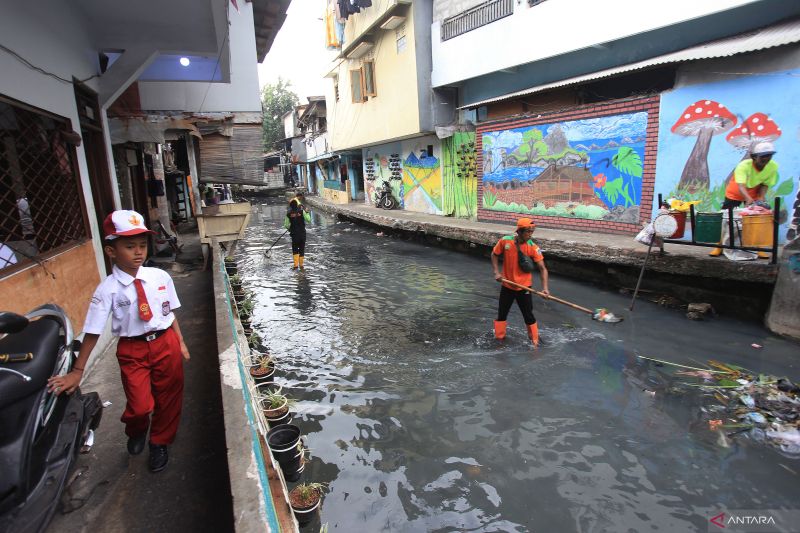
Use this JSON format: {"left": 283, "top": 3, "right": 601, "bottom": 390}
{"left": 638, "top": 355, "right": 800, "bottom": 456}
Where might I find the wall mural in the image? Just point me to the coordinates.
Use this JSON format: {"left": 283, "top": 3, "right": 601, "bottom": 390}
{"left": 364, "top": 143, "right": 404, "bottom": 209}
{"left": 482, "top": 112, "right": 648, "bottom": 222}
{"left": 402, "top": 150, "right": 442, "bottom": 215}
{"left": 655, "top": 68, "right": 800, "bottom": 243}
{"left": 364, "top": 139, "right": 444, "bottom": 215}
{"left": 442, "top": 132, "right": 477, "bottom": 218}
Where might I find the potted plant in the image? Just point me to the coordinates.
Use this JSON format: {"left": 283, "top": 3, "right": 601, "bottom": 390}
{"left": 239, "top": 298, "right": 254, "bottom": 321}
{"left": 288, "top": 482, "right": 325, "bottom": 525}
{"left": 249, "top": 353, "right": 274, "bottom": 383}
{"left": 229, "top": 274, "right": 242, "bottom": 291}
{"left": 262, "top": 390, "right": 295, "bottom": 426}
{"left": 248, "top": 332, "right": 264, "bottom": 351}
{"left": 233, "top": 287, "right": 249, "bottom": 304}
{"left": 224, "top": 255, "right": 237, "bottom": 274}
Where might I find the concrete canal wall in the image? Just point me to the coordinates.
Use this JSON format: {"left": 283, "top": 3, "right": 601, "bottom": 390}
{"left": 305, "top": 197, "right": 782, "bottom": 325}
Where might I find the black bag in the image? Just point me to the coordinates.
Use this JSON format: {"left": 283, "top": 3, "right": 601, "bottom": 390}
{"left": 516, "top": 241, "right": 535, "bottom": 273}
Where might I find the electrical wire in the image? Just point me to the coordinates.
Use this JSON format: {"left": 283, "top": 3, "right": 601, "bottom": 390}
{"left": 0, "top": 43, "right": 98, "bottom": 85}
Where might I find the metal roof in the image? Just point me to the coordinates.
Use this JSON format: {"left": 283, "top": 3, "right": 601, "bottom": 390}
{"left": 461, "top": 18, "right": 800, "bottom": 109}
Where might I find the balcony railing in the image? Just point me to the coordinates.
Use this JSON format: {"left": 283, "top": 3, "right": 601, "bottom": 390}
{"left": 441, "top": 0, "right": 513, "bottom": 41}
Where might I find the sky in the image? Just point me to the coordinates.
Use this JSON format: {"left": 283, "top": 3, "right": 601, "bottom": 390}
{"left": 257, "top": 0, "right": 338, "bottom": 104}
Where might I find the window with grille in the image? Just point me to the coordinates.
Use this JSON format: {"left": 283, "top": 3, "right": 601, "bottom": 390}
{"left": 441, "top": 0, "right": 513, "bottom": 41}
{"left": 1, "top": 95, "right": 89, "bottom": 274}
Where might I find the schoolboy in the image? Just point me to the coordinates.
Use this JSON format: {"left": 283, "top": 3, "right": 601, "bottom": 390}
{"left": 490, "top": 217, "right": 550, "bottom": 347}
{"left": 48, "top": 210, "right": 190, "bottom": 473}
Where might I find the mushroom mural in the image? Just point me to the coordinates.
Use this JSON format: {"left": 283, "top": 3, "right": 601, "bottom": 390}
{"left": 671, "top": 100, "right": 737, "bottom": 193}
{"left": 726, "top": 112, "right": 782, "bottom": 151}
{"left": 724, "top": 112, "right": 782, "bottom": 185}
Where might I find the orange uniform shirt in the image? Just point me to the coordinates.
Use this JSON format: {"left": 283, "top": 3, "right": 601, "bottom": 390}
{"left": 493, "top": 236, "right": 544, "bottom": 290}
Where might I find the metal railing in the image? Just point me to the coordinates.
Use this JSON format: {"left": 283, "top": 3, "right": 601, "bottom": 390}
{"left": 441, "top": 0, "right": 513, "bottom": 41}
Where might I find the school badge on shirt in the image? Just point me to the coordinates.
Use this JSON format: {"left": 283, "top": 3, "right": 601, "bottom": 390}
{"left": 162, "top": 301, "right": 171, "bottom": 316}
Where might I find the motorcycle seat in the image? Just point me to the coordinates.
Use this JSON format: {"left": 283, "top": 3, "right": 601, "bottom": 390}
{"left": 0, "top": 317, "right": 61, "bottom": 406}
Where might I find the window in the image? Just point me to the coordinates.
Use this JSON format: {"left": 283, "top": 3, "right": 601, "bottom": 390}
{"left": 350, "top": 69, "right": 366, "bottom": 103}
{"left": 441, "top": 0, "right": 513, "bottom": 41}
{"left": 0, "top": 95, "right": 89, "bottom": 273}
{"left": 333, "top": 75, "right": 340, "bottom": 101}
{"left": 363, "top": 61, "right": 376, "bottom": 97}
{"left": 396, "top": 24, "right": 407, "bottom": 54}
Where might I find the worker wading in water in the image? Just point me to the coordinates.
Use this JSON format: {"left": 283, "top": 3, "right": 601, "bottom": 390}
{"left": 284, "top": 191, "right": 311, "bottom": 270}
{"left": 491, "top": 218, "right": 550, "bottom": 347}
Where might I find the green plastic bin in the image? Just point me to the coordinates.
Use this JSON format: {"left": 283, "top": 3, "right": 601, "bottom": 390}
{"left": 694, "top": 212, "right": 722, "bottom": 243}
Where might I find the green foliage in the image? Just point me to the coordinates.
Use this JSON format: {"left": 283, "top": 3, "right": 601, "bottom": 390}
{"left": 482, "top": 189, "right": 498, "bottom": 207}
{"left": 602, "top": 178, "right": 633, "bottom": 207}
{"left": 293, "top": 482, "right": 326, "bottom": 501}
{"left": 486, "top": 198, "right": 609, "bottom": 219}
{"left": 263, "top": 390, "right": 294, "bottom": 409}
{"left": 774, "top": 178, "right": 795, "bottom": 197}
{"left": 261, "top": 78, "right": 299, "bottom": 150}
{"left": 240, "top": 298, "right": 254, "bottom": 314}
{"left": 612, "top": 147, "right": 643, "bottom": 178}
{"left": 255, "top": 353, "right": 273, "bottom": 370}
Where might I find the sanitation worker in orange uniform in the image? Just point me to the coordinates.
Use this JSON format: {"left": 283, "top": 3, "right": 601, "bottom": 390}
{"left": 491, "top": 218, "right": 550, "bottom": 346}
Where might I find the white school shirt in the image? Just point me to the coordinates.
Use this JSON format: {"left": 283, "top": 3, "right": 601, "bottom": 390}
{"left": 83, "top": 265, "right": 181, "bottom": 337}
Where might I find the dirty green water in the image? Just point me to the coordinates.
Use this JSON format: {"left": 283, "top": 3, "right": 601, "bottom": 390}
{"left": 237, "top": 200, "right": 800, "bottom": 532}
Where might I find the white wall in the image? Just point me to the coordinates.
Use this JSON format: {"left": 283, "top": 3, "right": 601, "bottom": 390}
{"left": 431, "top": 0, "right": 761, "bottom": 87}
{"left": 0, "top": 0, "right": 108, "bottom": 274}
{"left": 138, "top": 2, "right": 262, "bottom": 113}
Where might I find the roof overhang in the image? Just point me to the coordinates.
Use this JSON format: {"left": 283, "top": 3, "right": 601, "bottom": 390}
{"left": 460, "top": 18, "right": 800, "bottom": 109}
{"left": 252, "top": 0, "right": 291, "bottom": 62}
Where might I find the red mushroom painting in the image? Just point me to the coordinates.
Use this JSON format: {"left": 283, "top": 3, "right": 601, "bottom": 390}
{"left": 671, "top": 100, "right": 737, "bottom": 193}
{"left": 726, "top": 112, "right": 782, "bottom": 151}
{"left": 723, "top": 112, "right": 782, "bottom": 185}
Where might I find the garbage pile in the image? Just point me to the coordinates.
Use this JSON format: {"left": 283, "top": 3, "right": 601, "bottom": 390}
{"left": 641, "top": 356, "right": 800, "bottom": 455}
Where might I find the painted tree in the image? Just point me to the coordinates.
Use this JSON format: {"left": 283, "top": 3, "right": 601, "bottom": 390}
{"left": 261, "top": 78, "right": 299, "bottom": 151}
{"left": 517, "top": 128, "right": 548, "bottom": 171}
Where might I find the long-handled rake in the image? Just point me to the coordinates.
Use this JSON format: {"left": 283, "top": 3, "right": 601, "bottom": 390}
{"left": 263, "top": 229, "right": 288, "bottom": 257}
{"left": 500, "top": 278, "right": 623, "bottom": 323}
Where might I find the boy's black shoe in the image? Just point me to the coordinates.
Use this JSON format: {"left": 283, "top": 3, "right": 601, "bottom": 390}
{"left": 149, "top": 444, "right": 169, "bottom": 472}
{"left": 127, "top": 433, "right": 147, "bottom": 455}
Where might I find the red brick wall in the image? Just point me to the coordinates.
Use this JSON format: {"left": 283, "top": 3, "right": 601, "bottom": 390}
{"left": 477, "top": 95, "right": 660, "bottom": 235}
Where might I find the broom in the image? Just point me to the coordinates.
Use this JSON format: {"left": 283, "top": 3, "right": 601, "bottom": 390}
{"left": 500, "top": 278, "right": 623, "bottom": 323}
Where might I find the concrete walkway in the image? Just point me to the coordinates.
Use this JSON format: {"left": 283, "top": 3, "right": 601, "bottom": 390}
{"left": 305, "top": 196, "right": 780, "bottom": 321}
{"left": 47, "top": 226, "right": 234, "bottom": 533}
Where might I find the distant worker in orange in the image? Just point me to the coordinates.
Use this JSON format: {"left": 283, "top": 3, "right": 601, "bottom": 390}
{"left": 491, "top": 218, "right": 550, "bottom": 347}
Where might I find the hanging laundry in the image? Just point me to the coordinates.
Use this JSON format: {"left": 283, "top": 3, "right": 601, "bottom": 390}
{"left": 325, "top": 0, "right": 341, "bottom": 48}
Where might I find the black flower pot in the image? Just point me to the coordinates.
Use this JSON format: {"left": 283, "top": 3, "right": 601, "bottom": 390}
{"left": 267, "top": 424, "right": 301, "bottom": 463}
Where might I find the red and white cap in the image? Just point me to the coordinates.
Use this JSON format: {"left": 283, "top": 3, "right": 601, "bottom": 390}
{"left": 103, "top": 210, "right": 155, "bottom": 240}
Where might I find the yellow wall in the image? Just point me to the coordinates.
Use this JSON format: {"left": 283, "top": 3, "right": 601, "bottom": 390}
{"left": 321, "top": 186, "right": 351, "bottom": 204}
{"left": 330, "top": 5, "right": 420, "bottom": 150}
{"left": 0, "top": 242, "right": 100, "bottom": 331}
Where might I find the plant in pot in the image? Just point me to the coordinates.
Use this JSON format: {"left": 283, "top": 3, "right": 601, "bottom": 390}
{"left": 224, "top": 255, "right": 237, "bottom": 274}
{"left": 229, "top": 274, "right": 243, "bottom": 291}
{"left": 262, "top": 390, "right": 295, "bottom": 427}
{"left": 249, "top": 353, "right": 275, "bottom": 383}
{"left": 288, "top": 482, "right": 326, "bottom": 525}
{"left": 248, "top": 332, "right": 266, "bottom": 352}
{"left": 239, "top": 298, "right": 254, "bottom": 322}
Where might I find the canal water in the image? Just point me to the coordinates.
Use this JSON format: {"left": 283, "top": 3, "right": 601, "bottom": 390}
{"left": 237, "top": 200, "right": 799, "bottom": 532}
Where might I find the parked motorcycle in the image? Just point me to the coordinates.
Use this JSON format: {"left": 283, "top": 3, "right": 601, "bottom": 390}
{"left": 0, "top": 304, "right": 102, "bottom": 533}
{"left": 374, "top": 181, "right": 398, "bottom": 210}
